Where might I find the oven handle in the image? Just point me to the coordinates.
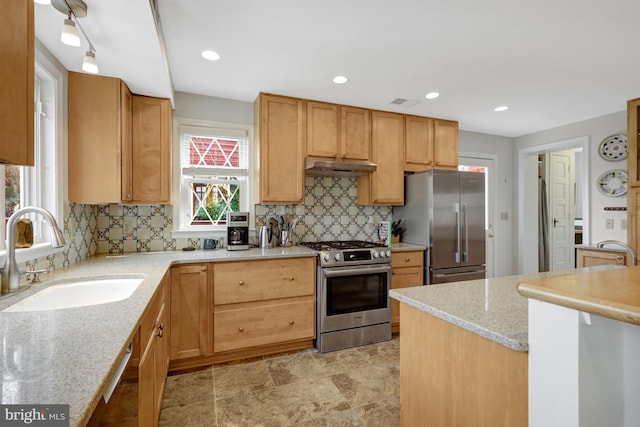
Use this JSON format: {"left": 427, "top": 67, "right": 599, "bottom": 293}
{"left": 322, "top": 265, "right": 391, "bottom": 277}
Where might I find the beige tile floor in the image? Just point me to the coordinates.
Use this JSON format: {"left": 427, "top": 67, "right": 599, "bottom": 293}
{"left": 159, "top": 336, "right": 400, "bottom": 427}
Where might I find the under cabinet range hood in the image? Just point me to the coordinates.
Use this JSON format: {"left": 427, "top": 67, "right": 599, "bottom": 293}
{"left": 304, "top": 157, "right": 377, "bottom": 177}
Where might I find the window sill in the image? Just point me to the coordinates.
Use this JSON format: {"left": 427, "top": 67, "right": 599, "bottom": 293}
{"left": 171, "top": 229, "right": 228, "bottom": 239}
{"left": 0, "top": 243, "right": 65, "bottom": 267}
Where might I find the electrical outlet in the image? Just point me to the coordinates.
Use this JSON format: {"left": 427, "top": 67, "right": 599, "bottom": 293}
{"left": 621, "top": 219, "right": 628, "bottom": 230}
{"left": 606, "top": 218, "right": 614, "bottom": 229}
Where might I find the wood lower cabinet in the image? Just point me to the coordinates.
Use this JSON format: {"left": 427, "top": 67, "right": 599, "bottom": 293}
{"left": 255, "top": 93, "right": 305, "bottom": 203}
{"left": 0, "top": 0, "right": 33, "bottom": 165}
{"left": 628, "top": 98, "right": 640, "bottom": 254}
{"left": 391, "top": 250, "right": 424, "bottom": 332}
{"left": 576, "top": 248, "right": 629, "bottom": 267}
{"left": 170, "top": 264, "right": 210, "bottom": 360}
{"left": 358, "top": 111, "right": 405, "bottom": 205}
{"left": 138, "top": 273, "right": 169, "bottom": 427}
{"left": 68, "top": 73, "right": 172, "bottom": 204}
{"left": 213, "top": 257, "right": 316, "bottom": 355}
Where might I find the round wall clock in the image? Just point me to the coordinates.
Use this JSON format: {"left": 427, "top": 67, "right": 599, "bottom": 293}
{"left": 598, "top": 134, "right": 627, "bottom": 161}
{"left": 597, "top": 169, "right": 627, "bottom": 197}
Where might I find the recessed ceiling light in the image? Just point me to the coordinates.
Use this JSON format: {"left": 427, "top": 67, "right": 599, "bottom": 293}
{"left": 201, "top": 50, "right": 220, "bottom": 61}
{"left": 494, "top": 106, "right": 509, "bottom": 112}
{"left": 332, "top": 76, "right": 348, "bottom": 84}
{"left": 425, "top": 92, "right": 440, "bottom": 99}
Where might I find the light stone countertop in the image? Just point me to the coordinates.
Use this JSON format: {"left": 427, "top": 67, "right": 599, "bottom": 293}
{"left": 391, "top": 242, "right": 426, "bottom": 252}
{"left": 0, "top": 246, "right": 317, "bottom": 427}
{"left": 390, "top": 266, "right": 617, "bottom": 352}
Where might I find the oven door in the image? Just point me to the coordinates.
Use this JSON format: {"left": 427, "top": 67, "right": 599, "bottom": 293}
{"left": 319, "top": 264, "right": 391, "bottom": 333}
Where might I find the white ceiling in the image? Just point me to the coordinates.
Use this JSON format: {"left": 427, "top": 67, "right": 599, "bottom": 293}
{"left": 35, "top": 0, "right": 640, "bottom": 138}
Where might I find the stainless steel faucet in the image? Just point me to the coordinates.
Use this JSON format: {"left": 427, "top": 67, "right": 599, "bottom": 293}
{"left": 595, "top": 240, "right": 638, "bottom": 267}
{"left": 1, "top": 207, "right": 66, "bottom": 294}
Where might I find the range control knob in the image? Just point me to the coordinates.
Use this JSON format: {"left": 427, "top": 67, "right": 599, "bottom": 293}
{"left": 334, "top": 253, "right": 341, "bottom": 261}
{"left": 386, "top": 250, "right": 391, "bottom": 257}
{"left": 373, "top": 251, "right": 379, "bottom": 258}
{"left": 379, "top": 251, "right": 386, "bottom": 258}
{"left": 323, "top": 254, "right": 331, "bottom": 262}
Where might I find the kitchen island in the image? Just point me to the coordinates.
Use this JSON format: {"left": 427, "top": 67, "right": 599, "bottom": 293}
{"left": 389, "top": 267, "right": 614, "bottom": 427}
{"left": 518, "top": 266, "right": 640, "bottom": 427}
{"left": 0, "top": 247, "right": 316, "bottom": 427}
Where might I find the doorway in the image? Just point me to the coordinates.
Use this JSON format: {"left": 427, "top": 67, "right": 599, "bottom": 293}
{"left": 517, "top": 137, "right": 589, "bottom": 274}
{"left": 459, "top": 154, "right": 496, "bottom": 278}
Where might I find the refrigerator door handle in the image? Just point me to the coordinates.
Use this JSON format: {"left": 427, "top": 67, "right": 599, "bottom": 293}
{"left": 454, "top": 202, "right": 460, "bottom": 263}
{"left": 463, "top": 203, "right": 469, "bottom": 262}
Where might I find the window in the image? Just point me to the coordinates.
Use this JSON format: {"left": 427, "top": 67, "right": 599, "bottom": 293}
{"left": 174, "top": 122, "right": 252, "bottom": 235}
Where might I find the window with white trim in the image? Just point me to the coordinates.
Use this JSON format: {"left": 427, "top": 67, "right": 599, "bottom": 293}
{"left": 176, "top": 124, "right": 251, "bottom": 232}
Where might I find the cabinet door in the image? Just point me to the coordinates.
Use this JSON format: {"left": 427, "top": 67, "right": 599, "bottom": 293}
{"left": 256, "top": 94, "right": 305, "bottom": 203}
{"left": 576, "top": 249, "right": 626, "bottom": 267}
{"left": 405, "top": 115, "right": 434, "bottom": 172}
{"left": 0, "top": 0, "right": 33, "bottom": 165}
{"left": 170, "top": 265, "right": 209, "bottom": 360}
{"left": 628, "top": 98, "right": 640, "bottom": 187}
{"left": 68, "top": 72, "right": 123, "bottom": 203}
{"left": 391, "top": 251, "right": 424, "bottom": 328}
{"left": 358, "top": 111, "right": 404, "bottom": 205}
{"left": 433, "top": 119, "right": 459, "bottom": 169}
{"left": 340, "top": 106, "right": 371, "bottom": 160}
{"left": 307, "top": 101, "right": 338, "bottom": 158}
{"left": 120, "top": 83, "right": 133, "bottom": 201}
{"left": 138, "top": 337, "right": 155, "bottom": 427}
{"left": 131, "top": 96, "right": 172, "bottom": 204}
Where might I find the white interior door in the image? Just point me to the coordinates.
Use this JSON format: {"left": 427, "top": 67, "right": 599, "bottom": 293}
{"left": 549, "top": 150, "right": 575, "bottom": 271}
{"left": 459, "top": 156, "right": 495, "bottom": 278}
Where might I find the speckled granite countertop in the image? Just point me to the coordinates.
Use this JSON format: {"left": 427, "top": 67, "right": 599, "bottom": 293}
{"left": 390, "top": 266, "right": 617, "bottom": 352}
{"left": 0, "top": 246, "right": 316, "bottom": 427}
{"left": 517, "top": 265, "right": 640, "bottom": 326}
{"left": 391, "top": 242, "right": 426, "bottom": 252}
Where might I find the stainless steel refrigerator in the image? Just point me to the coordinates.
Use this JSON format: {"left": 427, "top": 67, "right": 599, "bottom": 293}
{"left": 394, "top": 169, "right": 486, "bottom": 284}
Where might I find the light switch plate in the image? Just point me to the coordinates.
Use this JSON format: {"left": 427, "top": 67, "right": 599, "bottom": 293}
{"left": 606, "top": 218, "right": 614, "bottom": 229}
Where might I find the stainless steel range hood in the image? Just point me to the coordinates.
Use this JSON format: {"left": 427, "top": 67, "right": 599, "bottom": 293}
{"left": 305, "top": 157, "right": 377, "bottom": 177}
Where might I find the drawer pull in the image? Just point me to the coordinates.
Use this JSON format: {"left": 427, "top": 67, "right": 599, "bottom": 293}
{"left": 392, "top": 271, "right": 396, "bottom": 275}
{"left": 289, "top": 320, "right": 295, "bottom": 325}
{"left": 289, "top": 276, "right": 294, "bottom": 281}
{"left": 238, "top": 327, "right": 244, "bottom": 332}
{"left": 239, "top": 281, "right": 244, "bottom": 286}
{"left": 405, "top": 257, "right": 410, "bottom": 262}
{"left": 201, "top": 267, "right": 206, "bottom": 272}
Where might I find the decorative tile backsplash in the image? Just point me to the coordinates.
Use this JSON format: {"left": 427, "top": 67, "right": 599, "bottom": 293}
{"left": 17, "top": 176, "right": 393, "bottom": 271}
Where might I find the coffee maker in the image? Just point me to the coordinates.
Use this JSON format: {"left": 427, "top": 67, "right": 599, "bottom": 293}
{"left": 226, "top": 212, "right": 250, "bottom": 251}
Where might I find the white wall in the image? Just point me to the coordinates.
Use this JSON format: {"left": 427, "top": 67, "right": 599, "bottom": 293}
{"left": 174, "top": 91, "right": 254, "bottom": 124}
{"left": 514, "top": 111, "right": 627, "bottom": 260}
{"left": 459, "top": 131, "right": 516, "bottom": 276}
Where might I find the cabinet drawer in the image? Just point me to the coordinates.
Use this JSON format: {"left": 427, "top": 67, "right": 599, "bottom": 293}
{"left": 392, "top": 266, "right": 423, "bottom": 288}
{"left": 214, "top": 258, "right": 315, "bottom": 305}
{"left": 214, "top": 300, "right": 315, "bottom": 353}
{"left": 391, "top": 251, "right": 423, "bottom": 268}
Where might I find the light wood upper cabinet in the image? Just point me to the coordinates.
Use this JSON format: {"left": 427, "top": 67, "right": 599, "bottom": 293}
{"left": 68, "top": 73, "right": 172, "bottom": 204}
{"left": 255, "top": 93, "right": 305, "bottom": 203}
{"left": 307, "top": 101, "right": 339, "bottom": 158}
{"left": 68, "top": 72, "right": 129, "bottom": 203}
{"left": 306, "top": 102, "right": 371, "bottom": 161}
{"left": 0, "top": 0, "right": 33, "bottom": 166}
{"left": 358, "top": 111, "right": 404, "bottom": 205}
{"left": 405, "top": 115, "right": 434, "bottom": 172}
{"left": 340, "top": 106, "right": 371, "bottom": 160}
{"left": 433, "top": 119, "right": 459, "bottom": 169}
{"left": 130, "top": 96, "right": 172, "bottom": 204}
{"left": 170, "top": 264, "right": 210, "bottom": 361}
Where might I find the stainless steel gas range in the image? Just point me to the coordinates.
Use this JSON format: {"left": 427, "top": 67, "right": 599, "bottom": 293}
{"left": 298, "top": 240, "right": 392, "bottom": 353}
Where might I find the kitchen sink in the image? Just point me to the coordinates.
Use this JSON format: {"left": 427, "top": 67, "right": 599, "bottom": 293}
{"left": 3, "top": 278, "right": 144, "bottom": 312}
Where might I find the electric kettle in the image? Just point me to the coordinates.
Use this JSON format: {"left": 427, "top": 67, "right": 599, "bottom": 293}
{"left": 258, "top": 225, "right": 274, "bottom": 249}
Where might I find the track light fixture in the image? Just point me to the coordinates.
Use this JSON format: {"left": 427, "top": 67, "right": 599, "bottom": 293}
{"left": 51, "top": 0, "right": 98, "bottom": 74}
